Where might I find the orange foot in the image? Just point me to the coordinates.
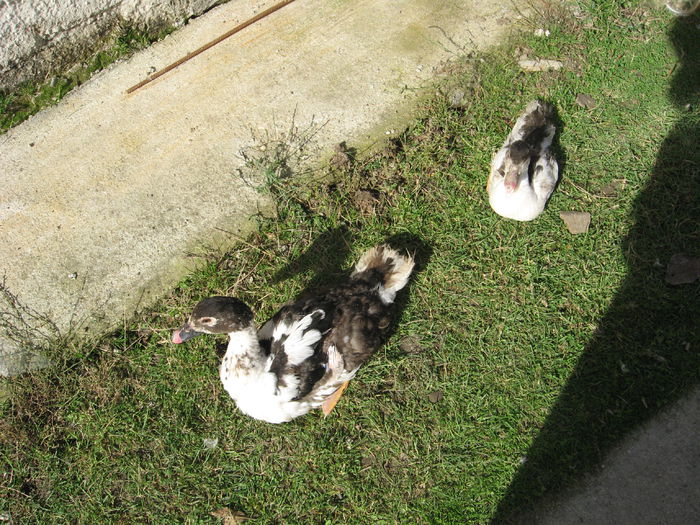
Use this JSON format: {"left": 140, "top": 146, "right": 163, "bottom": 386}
{"left": 321, "top": 381, "right": 350, "bottom": 416}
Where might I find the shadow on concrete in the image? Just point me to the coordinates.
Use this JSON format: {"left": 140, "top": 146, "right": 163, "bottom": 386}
{"left": 494, "top": 15, "right": 700, "bottom": 522}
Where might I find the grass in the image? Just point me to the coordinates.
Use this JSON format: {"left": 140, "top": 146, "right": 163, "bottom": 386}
{"left": 2, "top": 1, "right": 699, "bottom": 523}
{"left": 0, "top": 25, "right": 175, "bottom": 133}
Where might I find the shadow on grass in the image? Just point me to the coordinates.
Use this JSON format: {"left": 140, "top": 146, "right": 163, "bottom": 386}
{"left": 494, "top": 15, "right": 700, "bottom": 522}
{"left": 272, "top": 225, "right": 354, "bottom": 289}
{"left": 383, "top": 231, "right": 434, "bottom": 338}
{"left": 548, "top": 101, "right": 567, "bottom": 196}
{"left": 272, "top": 227, "right": 431, "bottom": 345}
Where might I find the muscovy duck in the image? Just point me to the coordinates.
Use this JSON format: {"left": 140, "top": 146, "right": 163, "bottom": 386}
{"left": 172, "top": 245, "right": 414, "bottom": 423}
{"left": 487, "top": 100, "right": 559, "bottom": 221}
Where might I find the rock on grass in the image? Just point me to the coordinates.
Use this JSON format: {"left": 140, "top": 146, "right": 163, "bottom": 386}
{"left": 518, "top": 58, "right": 564, "bottom": 72}
{"left": 428, "top": 390, "right": 444, "bottom": 403}
{"left": 665, "top": 253, "right": 700, "bottom": 285}
{"left": 560, "top": 211, "right": 591, "bottom": 234}
{"left": 576, "top": 93, "right": 597, "bottom": 109}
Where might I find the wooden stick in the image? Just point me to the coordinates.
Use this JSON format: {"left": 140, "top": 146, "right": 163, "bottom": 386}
{"left": 126, "top": 0, "right": 297, "bottom": 94}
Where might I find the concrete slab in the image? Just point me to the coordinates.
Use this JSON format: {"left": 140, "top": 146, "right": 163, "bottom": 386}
{"left": 0, "top": 0, "right": 528, "bottom": 374}
{"left": 512, "top": 387, "right": 700, "bottom": 525}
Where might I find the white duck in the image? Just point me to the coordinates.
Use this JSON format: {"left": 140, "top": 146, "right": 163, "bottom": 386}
{"left": 487, "top": 100, "right": 559, "bottom": 221}
{"left": 172, "top": 245, "right": 414, "bottom": 423}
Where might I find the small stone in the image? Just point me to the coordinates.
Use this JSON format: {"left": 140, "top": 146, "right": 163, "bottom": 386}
{"left": 518, "top": 58, "right": 564, "bottom": 72}
{"left": 428, "top": 390, "right": 443, "bottom": 403}
{"left": 353, "top": 189, "right": 379, "bottom": 215}
{"left": 210, "top": 508, "right": 249, "bottom": 524}
{"left": 559, "top": 211, "right": 591, "bottom": 234}
{"left": 448, "top": 89, "right": 467, "bottom": 109}
{"left": 665, "top": 253, "right": 700, "bottom": 285}
{"left": 203, "top": 437, "right": 219, "bottom": 449}
{"left": 576, "top": 93, "right": 597, "bottom": 109}
{"left": 399, "top": 335, "right": 422, "bottom": 354}
{"left": 599, "top": 179, "right": 625, "bottom": 197}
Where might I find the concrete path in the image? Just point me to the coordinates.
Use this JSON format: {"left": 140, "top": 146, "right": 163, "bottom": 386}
{"left": 512, "top": 387, "right": 700, "bottom": 525}
{"left": 0, "top": 0, "right": 526, "bottom": 374}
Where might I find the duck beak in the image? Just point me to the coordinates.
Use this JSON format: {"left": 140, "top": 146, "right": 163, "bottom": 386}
{"left": 172, "top": 323, "right": 203, "bottom": 344}
{"left": 504, "top": 167, "right": 520, "bottom": 192}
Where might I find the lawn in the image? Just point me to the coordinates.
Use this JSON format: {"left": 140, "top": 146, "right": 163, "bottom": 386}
{"left": 2, "top": 1, "right": 699, "bottom": 523}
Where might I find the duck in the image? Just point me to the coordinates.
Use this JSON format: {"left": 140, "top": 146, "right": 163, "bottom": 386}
{"left": 487, "top": 100, "right": 559, "bottom": 221}
{"left": 665, "top": 0, "right": 700, "bottom": 16}
{"left": 172, "top": 245, "right": 415, "bottom": 423}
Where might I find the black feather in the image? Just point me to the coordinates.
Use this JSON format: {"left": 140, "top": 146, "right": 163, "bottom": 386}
{"left": 263, "top": 256, "right": 403, "bottom": 400}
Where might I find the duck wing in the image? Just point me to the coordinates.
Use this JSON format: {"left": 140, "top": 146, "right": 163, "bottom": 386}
{"left": 259, "top": 245, "right": 414, "bottom": 408}
{"left": 258, "top": 303, "right": 332, "bottom": 402}
{"left": 294, "top": 286, "right": 393, "bottom": 409}
{"left": 322, "top": 285, "right": 392, "bottom": 370}
{"left": 259, "top": 284, "right": 390, "bottom": 403}
{"left": 531, "top": 149, "right": 559, "bottom": 199}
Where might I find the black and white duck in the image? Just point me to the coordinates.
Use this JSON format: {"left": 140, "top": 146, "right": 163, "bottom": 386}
{"left": 487, "top": 100, "right": 559, "bottom": 221}
{"left": 172, "top": 245, "right": 414, "bottom": 423}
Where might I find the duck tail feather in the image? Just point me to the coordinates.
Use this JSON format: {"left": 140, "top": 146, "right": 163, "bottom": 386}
{"left": 352, "top": 245, "right": 415, "bottom": 304}
{"left": 524, "top": 99, "right": 553, "bottom": 118}
{"left": 511, "top": 100, "right": 556, "bottom": 149}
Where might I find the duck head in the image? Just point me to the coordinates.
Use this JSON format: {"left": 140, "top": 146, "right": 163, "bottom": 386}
{"left": 503, "top": 140, "right": 532, "bottom": 192}
{"left": 172, "top": 296, "right": 255, "bottom": 343}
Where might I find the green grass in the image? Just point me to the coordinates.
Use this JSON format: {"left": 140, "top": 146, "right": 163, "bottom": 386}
{"left": 2, "top": 1, "right": 699, "bottom": 523}
{"left": 0, "top": 26, "right": 175, "bottom": 133}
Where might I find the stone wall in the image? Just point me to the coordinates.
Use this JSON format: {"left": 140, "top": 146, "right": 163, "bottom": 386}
{"left": 0, "top": 0, "right": 225, "bottom": 92}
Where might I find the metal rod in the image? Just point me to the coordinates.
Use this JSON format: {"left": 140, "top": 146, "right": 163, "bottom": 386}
{"left": 126, "top": 0, "right": 297, "bottom": 94}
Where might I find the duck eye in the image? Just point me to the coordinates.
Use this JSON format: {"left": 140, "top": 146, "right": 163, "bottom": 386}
{"left": 200, "top": 317, "right": 216, "bottom": 326}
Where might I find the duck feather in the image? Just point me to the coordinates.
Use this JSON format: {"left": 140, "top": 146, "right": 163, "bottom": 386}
{"left": 173, "top": 245, "right": 414, "bottom": 423}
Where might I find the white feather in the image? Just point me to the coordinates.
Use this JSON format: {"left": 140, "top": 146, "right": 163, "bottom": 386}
{"left": 353, "top": 246, "right": 415, "bottom": 305}
{"left": 272, "top": 319, "right": 293, "bottom": 340}
{"left": 309, "top": 345, "right": 360, "bottom": 403}
{"left": 282, "top": 310, "right": 324, "bottom": 366}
